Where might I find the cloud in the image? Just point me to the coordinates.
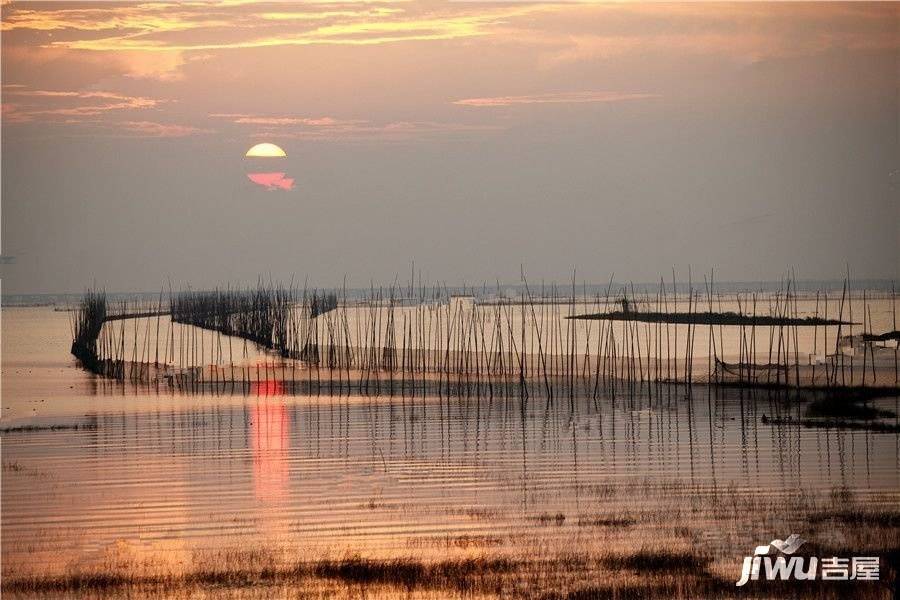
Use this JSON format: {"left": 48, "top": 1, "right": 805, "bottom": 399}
{"left": 1, "top": 102, "right": 31, "bottom": 124}
{"left": 257, "top": 8, "right": 403, "bottom": 22}
{"left": 524, "top": 4, "right": 900, "bottom": 67}
{"left": 212, "top": 112, "right": 500, "bottom": 141}
{"left": 454, "top": 91, "right": 659, "bottom": 107}
{"left": 4, "top": 3, "right": 536, "bottom": 52}
{"left": 0, "top": 2, "right": 540, "bottom": 80}
{"left": 4, "top": 89, "right": 161, "bottom": 119}
{"left": 5, "top": 2, "right": 893, "bottom": 142}
{"left": 255, "top": 120, "right": 500, "bottom": 141}
{"left": 0, "top": 5, "right": 232, "bottom": 33}
{"left": 210, "top": 113, "right": 365, "bottom": 127}
{"left": 40, "top": 119, "right": 212, "bottom": 139}
{"left": 4, "top": 2, "right": 893, "bottom": 84}
{"left": 116, "top": 120, "right": 210, "bottom": 138}
{"left": 1, "top": 86, "right": 205, "bottom": 137}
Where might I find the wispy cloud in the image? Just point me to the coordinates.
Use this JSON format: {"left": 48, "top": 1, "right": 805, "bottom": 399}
{"left": 0, "top": 2, "right": 540, "bottom": 80}
{"left": 4, "top": 2, "right": 893, "bottom": 84}
{"left": 116, "top": 120, "right": 210, "bottom": 138}
{"left": 454, "top": 91, "right": 659, "bottom": 107}
{"left": 1, "top": 86, "right": 202, "bottom": 137}
{"left": 257, "top": 8, "right": 403, "bottom": 22}
{"left": 526, "top": 4, "right": 900, "bottom": 67}
{"left": 2, "top": 88, "right": 163, "bottom": 123}
{"left": 210, "top": 113, "right": 365, "bottom": 127}
{"left": 0, "top": 5, "right": 232, "bottom": 33}
{"left": 4, "top": 2, "right": 893, "bottom": 141}
{"left": 1, "top": 102, "right": 32, "bottom": 124}
{"left": 5, "top": 89, "right": 161, "bottom": 118}
{"left": 3, "top": 3, "right": 535, "bottom": 52}
{"left": 212, "top": 112, "right": 500, "bottom": 141}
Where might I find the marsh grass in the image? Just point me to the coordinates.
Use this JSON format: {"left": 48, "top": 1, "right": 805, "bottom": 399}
{"left": 7, "top": 547, "right": 893, "bottom": 599}
{"left": 577, "top": 516, "right": 638, "bottom": 528}
{"left": 2, "top": 554, "right": 520, "bottom": 598}
{"left": 598, "top": 550, "right": 712, "bottom": 572}
{"left": 4, "top": 484, "right": 899, "bottom": 599}
{"left": 807, "top": 510, "right": 900, "bottom": 528}
{"left": 407, "top": 535, "right": 504, "bottom": 550}
{"left": 530, "top": 513, "right": 567, "bottom": 526}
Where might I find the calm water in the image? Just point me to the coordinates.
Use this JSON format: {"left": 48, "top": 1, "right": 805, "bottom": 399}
{"left": 2, "top": 307, "right": 899, "bottom": 584}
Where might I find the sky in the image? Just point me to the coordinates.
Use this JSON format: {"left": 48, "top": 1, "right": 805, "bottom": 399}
{"left": 1, "top": 1, "right": 897, "bottom": 294}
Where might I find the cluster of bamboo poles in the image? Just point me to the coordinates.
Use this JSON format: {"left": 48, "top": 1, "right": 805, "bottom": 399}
{"left": 69, "top": 291, "right": 170, "bottom": 381}
{"left": 716, "top": 276, "right": 896, "bottom": 389}
{"left": 69, "top": 290, "right": 107, "bottom": 374}
{"left": 69, "top": 272, "right": 899, "bottom": 396}
{"left": 171, "top": 286, "right": 295, "bottom": 350}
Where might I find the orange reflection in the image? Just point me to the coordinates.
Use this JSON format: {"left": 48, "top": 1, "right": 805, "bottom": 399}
{"left": 250, "top": 395, "right": 289, "bottom": 502}
{"left": 253, "top": 378, "right": 285, "bottom": 396}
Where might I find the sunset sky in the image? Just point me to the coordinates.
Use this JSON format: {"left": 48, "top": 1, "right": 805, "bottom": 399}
{"left": 2, "top": 1, "right": 897, "bottom": 294}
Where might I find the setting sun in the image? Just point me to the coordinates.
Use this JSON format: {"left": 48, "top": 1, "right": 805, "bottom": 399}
{"left": 2, "top": 1, "right": 897, "bottom": 598}
{"left": 245, "top": 142, "right": 286, "bottom": 157}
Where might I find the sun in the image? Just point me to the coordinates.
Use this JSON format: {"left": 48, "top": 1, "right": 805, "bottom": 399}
{"left": 245, "top": 142, "right": 286, "bottom": 158}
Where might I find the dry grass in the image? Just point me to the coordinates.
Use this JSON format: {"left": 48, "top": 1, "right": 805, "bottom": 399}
{"left": 4, "top": 536, "right": 897, "bottom": 599}
{"left": 2, "top": 554, "right": 518, "bottom": 598}
{"left": 577, "top": 516, "right": 638, "bottom": 528}
{"left": 4, "top": 475, "right": 898, "bottom": 599}
{"left": 807, "top": 510, "right": 900, "bottom": 528}
{"left": 597, "top": 550, "right": 712, "bottom": 572}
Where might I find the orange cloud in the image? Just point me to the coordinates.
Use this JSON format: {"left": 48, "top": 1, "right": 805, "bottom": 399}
{"left": 3, "top": 2, "right": 538, "bottom": 53}
{"left": 0, "top": 2, "right": 539, "bottom": 80}
{"left": 454, "top": 91, "right": 660, "bottom": 107}
{"left": 0, "top": 5, "right": 231, "bottom": 32}
{"left": 5, "top": 2, "right": 892, "bottom": 84}
{"left": 257, "top": 8, "right": 403, "bottom": 22}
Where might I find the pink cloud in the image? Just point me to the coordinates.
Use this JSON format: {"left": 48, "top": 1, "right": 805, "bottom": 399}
{"left": 212, "top": 112, "right": 499, "bottom": 141}
{"left": 248, "top": 172, "right": 294, "bottom": 191}
{"left": 1, "top": 102, "right": 31, "bottom": 123}
{"left": 211, "top": 113, "right": 362, "bottom": 127}
{"left": 2, "top": 87, "right": 163, "bottom": 122}
{"left": 117, "top": 120, "right": 208, "bottom": 138}
{"left": 2, "top": 86, "right": 209, "bottom": 138}
{"left": 453, "top": 91, "right": 659, "bottom": 107}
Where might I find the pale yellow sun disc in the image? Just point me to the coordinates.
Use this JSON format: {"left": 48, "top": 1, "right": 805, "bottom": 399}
{"left": 245, "top": 143, "right": 286, "bottom": 158}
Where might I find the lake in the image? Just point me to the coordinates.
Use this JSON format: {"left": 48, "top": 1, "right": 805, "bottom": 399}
{"left": 2, "top": 307, "right": 899, "bottom": 598}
